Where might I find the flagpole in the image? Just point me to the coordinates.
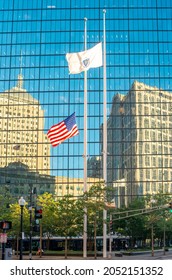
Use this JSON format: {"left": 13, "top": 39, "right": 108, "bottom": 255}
{"left": 103, "top": 9, "right": 107, "bottom": 259}
{"left": 83, "top": 17, "right": 87, "bottom": 258}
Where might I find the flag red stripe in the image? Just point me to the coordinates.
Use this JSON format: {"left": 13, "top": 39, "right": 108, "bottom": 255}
{"left": 50, "top": 126, "right": 78, "bottom": 144}
{"left": 50, "top": 128, "right": 78, "bottom": 143}
{"left": 47, "top": 121, "right": 65, "bottom": 136}
{"left": 47, "top": 122, "right": 79, "bottom": 147}
{"left": 50, "top": 132, "right": 79, "bottom": 147}
{"left": 48, "top": 127, "right": 68, "bottom": 140}
{"left": 48, "top": 124, "right": 77, "bottom": 141}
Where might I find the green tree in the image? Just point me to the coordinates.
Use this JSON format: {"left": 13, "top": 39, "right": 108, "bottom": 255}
{"left": 54, "top": 195, "right": 84, "bottom": 259}
{"left": 83, "top": 182, "right": 110, "bottom": 258}
{"left": 8, "top": 203, "right": 30, "bottom": 255}
{"left": 125, "top": 197, "right": 148, "bottom": 247}
{"left": 0, "top": 191, "right": 14, "bottom": 221}
{"left": 36, "top": 192, "right": 58, "bottom": 250}
{"left": 145, "top": 192, "right": 172, "bottom": 251}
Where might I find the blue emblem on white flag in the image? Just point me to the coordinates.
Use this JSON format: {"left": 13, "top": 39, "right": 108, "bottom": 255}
{"left": 82, "top": 58, "right": 90, "bottom": 68}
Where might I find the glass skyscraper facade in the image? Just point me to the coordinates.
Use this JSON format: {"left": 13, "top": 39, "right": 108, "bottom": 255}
{"left": 0, "top": 0, "right": 172, "bottom": 204}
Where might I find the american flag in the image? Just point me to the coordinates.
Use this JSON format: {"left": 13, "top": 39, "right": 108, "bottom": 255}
{"left": 47, "top": 113, "right": 79, "bottom": 147}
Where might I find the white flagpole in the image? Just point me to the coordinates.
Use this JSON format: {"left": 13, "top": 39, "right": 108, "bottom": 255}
{"left": 20, "top": 49, "right": 23, "bottom": 75}
{"left": 83, "top": 17, "right": 88, "bottom": 258}
{"left": 103, "top": 9, "right": 107, "bottom": 259}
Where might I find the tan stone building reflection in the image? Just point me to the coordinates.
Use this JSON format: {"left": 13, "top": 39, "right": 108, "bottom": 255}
{"left": 107, "top": 81, "right": 172, "bottom": 206}
{"left": 0, "top": 74, "right": 50, "bottom": 175}
{"left": 55, "top": 176, "right": 102, "bottom": 198}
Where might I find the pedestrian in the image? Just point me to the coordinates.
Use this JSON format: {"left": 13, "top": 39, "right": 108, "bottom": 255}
{"left": 36, "top": 248, "right": 41, "bottom": 256}
{"left": 36, "top": 247, "right": 44, "bottom": 256}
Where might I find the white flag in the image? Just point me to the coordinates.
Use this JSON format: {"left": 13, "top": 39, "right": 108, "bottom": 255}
{"left": 66, "top": 42, "right": 102, "bottom": 74}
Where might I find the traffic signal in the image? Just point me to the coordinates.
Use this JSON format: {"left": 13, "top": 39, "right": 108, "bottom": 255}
{"left": 33, "top": 225, "right": 40, "bottom": 232}
{"left": 0, "top": 221, "right": 12, "bottom": 230}
{"left": 35, "top": 208, "right": 42, "bottom": 219}
{"left": 169, "top": 202, "right": 172, "bottom": 213}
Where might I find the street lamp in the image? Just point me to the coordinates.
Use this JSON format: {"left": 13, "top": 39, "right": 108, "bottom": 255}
{"left": 29, "top": 184, "right": 33, "bottom": 260}
{"left": 18, "top": 196, "right": 25, "bottom": 260}
{"left": 150, "top": 198, "right": 156, "bottom": 257}
{"left": 163, "top": 217, "right": 168, "bottom": 255}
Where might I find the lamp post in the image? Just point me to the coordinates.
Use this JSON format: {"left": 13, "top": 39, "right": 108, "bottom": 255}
{"left": 151, "top": 223, "right": 154, "bottom": 257}
{"left": 29, "top": 184, "right": 33, "bottom": 260}
{"left": 18, "top": 196, "right": 25, "bottom": 260}
{"left": 150, "top": 198, "right": 156, "bottom": 257}
{"left": 163, "top": 218, "right": 168, "bottom": 255}
{"left": 163, "top": 219, "right": 166, "bottom": 255}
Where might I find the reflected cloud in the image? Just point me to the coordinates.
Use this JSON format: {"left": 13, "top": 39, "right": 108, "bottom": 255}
{"left": 24, "top": 14, "right": 31, "bottom": 20}
{"left": 60, "top": 96, "right": 68, "bottom": 103}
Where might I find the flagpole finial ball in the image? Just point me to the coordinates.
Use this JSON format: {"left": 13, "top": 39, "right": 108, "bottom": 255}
{"left": 103, "top": 9, "right": 106, "bottom": 13}
{"left": 84, "top": 17, "right": 87, "bottom": 21}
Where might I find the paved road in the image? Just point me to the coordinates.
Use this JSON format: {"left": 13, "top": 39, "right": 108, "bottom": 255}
{"left": 111, "top": 250, "right": 172, "bottom": 260}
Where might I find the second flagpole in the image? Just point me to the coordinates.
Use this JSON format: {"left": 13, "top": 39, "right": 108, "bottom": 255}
{"left": 103, "top": 9, "right": 107, "bottom": 259}
{"left": 83, "top": 17, "right": 88, "bottom": 258}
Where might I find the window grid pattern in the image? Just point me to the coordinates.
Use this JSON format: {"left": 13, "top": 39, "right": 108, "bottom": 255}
{"left": 0, "top": 0, "right": 171, "bottom": 206}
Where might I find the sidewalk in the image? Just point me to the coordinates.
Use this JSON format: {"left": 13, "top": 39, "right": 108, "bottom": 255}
{"left": 12, "top": 254, "right": 105, "bottom": 260}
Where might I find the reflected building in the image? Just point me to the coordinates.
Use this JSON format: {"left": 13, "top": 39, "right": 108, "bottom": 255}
{"left": 0, "top": 74, "right": 50, "bottom": 175}
{"left": 113, "top": 179, "right": 127, "bottom": 208}
{"left": 0, "top": 162, "right": 55, "bottom": 202}
{"left": 55, "top": 176, "right": 101, "bottom": 198}
{"left": 107, "top": 81, "right": 172, "bottom": 206}
{"left": 87, "top": 156, "right": 102, "bottom": 178}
